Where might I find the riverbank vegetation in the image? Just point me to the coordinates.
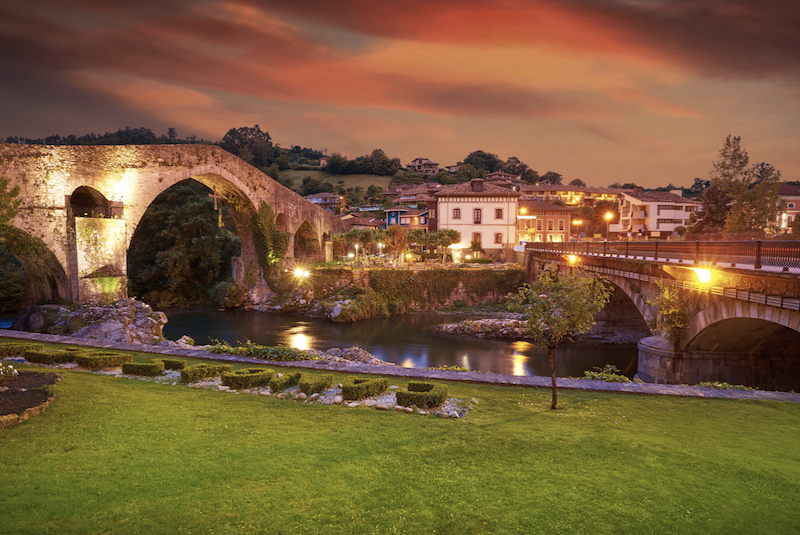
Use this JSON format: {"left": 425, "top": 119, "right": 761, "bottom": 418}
{"left": 2, "top": 351, "right": 799, "bottom": 534}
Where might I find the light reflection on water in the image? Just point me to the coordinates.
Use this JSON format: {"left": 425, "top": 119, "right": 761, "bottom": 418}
{"left": 162, "top": 309, "right": 638, "bottom": 378}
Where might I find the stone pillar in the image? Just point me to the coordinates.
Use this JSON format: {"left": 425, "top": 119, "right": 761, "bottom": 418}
{"left": 325, "top": 241, "right": 333, "bottom": 263}
{"left": 636, "top": 336, "right": 683, "bottom": 384}
{"left": 70, "top": 217, "right": 128, "bottom": 305}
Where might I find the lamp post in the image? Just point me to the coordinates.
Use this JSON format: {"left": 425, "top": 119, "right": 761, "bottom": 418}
{"left": 572, "top": 219, "right": 582, "bottom": 241}
{"left": 354, "top": 243, "right": 359, "bottom": 265}
{"left": 605, "top": 212, "right": 614, "bottom": 240}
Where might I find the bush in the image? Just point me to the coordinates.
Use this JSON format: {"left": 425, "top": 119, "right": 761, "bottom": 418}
{"left": 73, "top": 352, "right": 133, "bottom": 368}
{"left": 0, "top": 342, "right": 43, "bottom": 357}
{"left": 298, "top": 374, "right": 333, "bottom": 395}
{"left": 395, "top": 381, "right": 448, "bottom": 408}
{"left": 341, "top": 376, "right": 390, "bottom": 400}
{"left": 466, "top": 258, "right": 493, "bottom": 264}
{"left": 221, "top": 368, "right": 275, "bottom": 389}
{"left": 22, "top": 349, "right": 76, "bottom": 365}
{"left": 268, "top": 372, "right": 302, "bottom": 392}
{"left": 696, "top": 381, "right": 756, "bottom": 391}
{"left": 582, "top": 365, "right": 631, "bottom": 383}
{"left": 209, "top": 340, "right": 315, "bottom": 361}
{"left": 122, "top": 360, "right": 166, "bottom": 377}
{"left": 153, "top": 358, "right": 186, "bottom": 370}
{"left": 179, "top": 363, "right": 233, "bottom": 383}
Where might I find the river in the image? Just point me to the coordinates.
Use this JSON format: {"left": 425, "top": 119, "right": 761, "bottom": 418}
{"left": 161, "top": 309, "right": 638, "bottom": 378}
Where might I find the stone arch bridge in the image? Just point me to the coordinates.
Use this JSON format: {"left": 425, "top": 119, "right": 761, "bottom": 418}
{"left": 525, "top": 248, "right": 800, "bottom": 390}
{"left": 0, "top": 143, "right": 349, "bottom": 306}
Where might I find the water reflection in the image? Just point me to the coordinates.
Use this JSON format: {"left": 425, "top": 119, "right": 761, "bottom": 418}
{"left": 162, "top": 309, "right": 638, "bottom": 378}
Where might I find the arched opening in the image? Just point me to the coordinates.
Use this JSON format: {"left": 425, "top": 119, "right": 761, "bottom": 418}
{"left": 684, "top": 318, "right": 800, "bottom": 390}
{"left": 294, "top": 221, "right": 321, "bottom": 261}
{"left": 69, "top": 186, "right": 119, "bottom": 218}
{"left": 275, "top": 213, "right": 288, "bottom": 232}
{"left": 127, "top": 179, "right": 241, "bottom": 307}
{"left": 591, "top": 281, "right": 651, "bottom": 344}
{"left": 0, "top": 226, "right": 69, "bottom": 313}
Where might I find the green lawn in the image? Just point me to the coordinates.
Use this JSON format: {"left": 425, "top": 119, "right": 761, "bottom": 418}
{"left": 2, "top": 352, "right": 799, "bottom": 534}
{"left": 279, "top": 169, "right": 392, "bottom": 191}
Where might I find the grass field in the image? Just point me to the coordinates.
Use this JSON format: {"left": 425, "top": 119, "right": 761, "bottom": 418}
{"left": 279, "top": 169, "right": 392, "bottom": 191}
{"left": 2, "top": 347, "right": 800, "bottom": 534}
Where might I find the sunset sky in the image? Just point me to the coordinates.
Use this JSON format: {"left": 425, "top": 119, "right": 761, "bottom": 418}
{"left": 1, "top": 0, "right": 798, "bottom": 188}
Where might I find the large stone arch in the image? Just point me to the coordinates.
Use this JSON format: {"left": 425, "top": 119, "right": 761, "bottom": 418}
{"left": 293, "top": 220, "right": 322, "bottom": 262}
{"left": 0, "top": 226, "right": 70, "bottom": 306}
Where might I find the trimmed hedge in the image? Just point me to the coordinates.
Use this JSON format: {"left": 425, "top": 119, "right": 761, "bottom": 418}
{"left": 268, "top": 372, "right": 302, "bottom": 392}
{"left": 341, "top": 376, "right": 390, "bottom": 400}
{"left": 395, "top": 381, "right": 448, "bottom": 408}
{"left": 153, "top": 358, "right": 186, "bottom": 370}
{"left": 221, "top": 368, "right": 275, "bottom": 389}
{"left": 22, "top": 349, "right": 76, "bottom": 365}
{"left": 180, "top": 363, "right": 234, "bottom": 383}
{"left": 0, "top": 342, "right": 44, "bottom": 357}
{"left": 122, "top": 360, "right": 166, "bottom": 377}
{"left": 74, "top": 353, "right": 133, "bottom": 368}
{"left": 298, "top": 374, "right": 333, "bottom": 395}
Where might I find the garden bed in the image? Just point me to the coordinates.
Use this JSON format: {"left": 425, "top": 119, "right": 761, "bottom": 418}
{"left": 0, "top": 371, "right": 60, "bottom": 428}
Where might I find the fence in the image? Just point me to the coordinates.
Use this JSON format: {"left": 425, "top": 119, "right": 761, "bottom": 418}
{"left": 526, "top": 240, "right": 800, "bottom": 271}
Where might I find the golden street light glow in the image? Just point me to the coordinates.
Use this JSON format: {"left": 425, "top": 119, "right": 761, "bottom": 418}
{"left": 605, "top": 212, "right": 613, "bottom": 221}
{"left": 691, "top": 268, "right": 712, "bottom": 284}
{"left": 572, "top": 219, "right": 582, "bottom": 225}
{"left": 520, "top": 207, "right": 527, "bottom": 214}
{"left": 567, "top": 254, "right": 578, "bottom": 263}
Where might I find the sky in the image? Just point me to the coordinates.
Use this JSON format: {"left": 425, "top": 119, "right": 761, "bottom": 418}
{"left": 1, "top": 0, "right": 798, "bottom": 188}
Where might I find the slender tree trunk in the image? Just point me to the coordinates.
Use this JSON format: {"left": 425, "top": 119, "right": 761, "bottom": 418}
{"left": 548, "top": 346, "right": 558, "bottom": 410}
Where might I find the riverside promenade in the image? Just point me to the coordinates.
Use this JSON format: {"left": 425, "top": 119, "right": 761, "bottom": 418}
{"left": 2, "top": 329, "right": 799, "bottom": 404}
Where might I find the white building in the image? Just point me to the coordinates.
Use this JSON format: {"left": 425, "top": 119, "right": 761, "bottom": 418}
{"left": 427, "top": 179, "right": 520, "bottom": 260}
{"left": 611, "top": 188, "right": 700, "bottom": 238}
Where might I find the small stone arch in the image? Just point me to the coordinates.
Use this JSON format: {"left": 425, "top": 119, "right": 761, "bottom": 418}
{"left": 294, "top": 220, "right": 322, "bottom": 261}
{"left": 68, "top": 186, "right": 123, "bottom": 218}
{"left": 275, "top": 213, "right": 288, "bottom": 232}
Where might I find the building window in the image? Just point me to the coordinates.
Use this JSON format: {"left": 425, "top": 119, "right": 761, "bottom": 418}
{"left": 558, "top": 220, "right": 565, "bottom": 231}
{"left": 494, "top": 233, "right": 503, "bottom": 244}
{"left": 495, "top": 208, "right": 503, "bottom": 219}
{"left": 789, "top": 203, "right": 796, "bottom": 209}
{"left": 536, "top": 219, "right": 543, "bottom": 231}
{"left": 474, "top": 208, "right": 482, "bottom": 224}
{"left": 547, "top": 219, "right": 554, "bottom": 231}
{"left": 453, "top": 208, "right": 461, "bottom": 219}
{"left": 472, "top": 232, "right": 481, "bottom": 244}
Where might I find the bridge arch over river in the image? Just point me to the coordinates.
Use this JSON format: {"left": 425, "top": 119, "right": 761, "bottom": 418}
{"left": 0, "top": 144, "right": 349, "bottom": 306}
{"left": 525, "top": 246, "right": 800, "bottom": 390}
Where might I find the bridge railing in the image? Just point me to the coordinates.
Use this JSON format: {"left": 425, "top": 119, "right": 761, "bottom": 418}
{"left": 526, "top": 240, "right": 800, "bottom": 271}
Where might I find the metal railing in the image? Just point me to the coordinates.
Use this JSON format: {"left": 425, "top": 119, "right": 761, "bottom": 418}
{"left": 526, "top": 240, "right": 800, "bottom": 271}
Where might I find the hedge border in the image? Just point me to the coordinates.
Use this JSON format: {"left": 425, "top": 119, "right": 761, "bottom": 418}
{"left": 180, "top": 363, "right": 234, "bottom": 384}
{"left": 122, "top": 360, "right": 166, "bottom": 377}
{"left": 268, "top": 372, "right": 302, "bottom": 392}
{"left": 0, "top": 343, "right": 44, "bottom": 357}
{"left": 395, "top": 381, "right": 448, "bottom": 408}
{"left": 341, "top": 376, "right": 390, "bottom": 400}
{"left": 221, "top": 368, "right": 275, "bottom": 389}
{"left": 298, "top": 374, "right": 333, "bottom": 395}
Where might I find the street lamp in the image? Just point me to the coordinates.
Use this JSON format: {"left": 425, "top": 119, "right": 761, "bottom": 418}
{"left": 354, "top": 243, "right": 359, "bottom": 264}
{"left": 605, "top": 212, "right": 614, "bottom": 240}
{"left": 378, "top": 242, "right": 384, "bottom": 256}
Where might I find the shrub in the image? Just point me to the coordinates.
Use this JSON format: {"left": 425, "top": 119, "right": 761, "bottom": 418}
{"left": 22, "top": 349, "right": 76, "bottom": 365}
{"left": 153, "top": 358, "right": 186, "bottom": 370}
{"left": 341, "top": 376, "right": 390, "bottom": 400}
{"left": 122, "top": 360, "right": 166, "bottom": 377}
{"left": 298, "top": 374, "right": 333, "bottom": 395}
{"left": 582, "top": 365, "right": 631, "bottom": 383}
{"left": 268, "top": 372, "right": 302, "bottom": 392}
{"left": 0, "top": 342, "right": 43, "bottom": 357}
{"left": 208, "top": 340, "right": 315, "bottom": 361}
{"left": 0, "top": 362, "right": 19, "bottom": 382}
{"left": 395, "top": 381, "right": 448, "bottom": 408}
{"left": 180, "top": 363, "right": 233, "bottom": 383}
{"left": 73, "top": 352, "right": 133, "bottom": 368}
{"left": 221, "top": 368, "right": 275, "bottom": 389}
{"left": 696, "top": 381, "right": 756, "bottom": 391}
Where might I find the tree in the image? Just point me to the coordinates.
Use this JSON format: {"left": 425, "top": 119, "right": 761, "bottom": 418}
{"left": 455, "top": 163, "right": 480, "bottom": 183}
{"left": 433, "top": 229, "right": 460, "bottom": 262}
{"left": 219, "top": 125, "right": 272, "bottom": 168}
{"left": 383, "top": 225, "right": 409, "bottom": 264}
{"left": 167, "top": 127, "right": 177, "bottom": 142}
{"left": 609, "top": 182, "right": 639, "bottom": 189}
{"left": 689, "top": 184, "right": 731, "bottom": 233}
{"left": 569, "top": 178, "right": 586, "bottom": 187}
{"left": 507, "top": 267, "right": 611, "bottom": 409}
{"left": 463, "top": 150, "right": 503, "bottom": 173}
{"left": 502, "top": 156, "right": 539, "bottom": 184}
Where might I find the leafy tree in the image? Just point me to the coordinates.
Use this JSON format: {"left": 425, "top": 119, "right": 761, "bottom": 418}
{"left": 383, "top": 225, "right": 409, "bottom": 264}
{"left": 299, "top": 177, "right": 335, "bottom": 196}
{"left": 502, "top": 156, "right": 539, "bottom": 184}
{"left": 645, "top": 281, "right": 688, "bottom": 347}
{"left": 219, "top": 125, "right": 272, "bottom": 168}
{"left": 433, "top": 229, "right": 460, "bottom": 262}
{"left": 609, "top": 182, "right": 639, "bottom": 189}
{"left": 455, "top": 163, "right": 480, "bottom": 183}
{"left": 0, "top": 177, "right": 22, "bottom": 227}
{"left": 689, "top": 185, "right": 731, "bottom": 233}
{"left": 569, "top": 178, "right": 586, "bottom": 187}
{"left": 463, "top": 150, "right": 503, "bottom": 173}
{"left": 507, "top": 267, "right": 611, "bottom": 409}
{"left": 252, "top": 202, "right": 290, "bottom": 275}
{"left": 365, "top": 184, "right": 383, "bottom": 202}
{"left": 167, "top": 127, "right": 177, "bottom": 142}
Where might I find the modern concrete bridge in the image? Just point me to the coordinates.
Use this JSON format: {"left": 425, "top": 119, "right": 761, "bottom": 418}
{"left": 0, "top": 144, "right": 349, "bottom": 306}
{"left": 525, "top": 241, "right": 800, "bottom": 390}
